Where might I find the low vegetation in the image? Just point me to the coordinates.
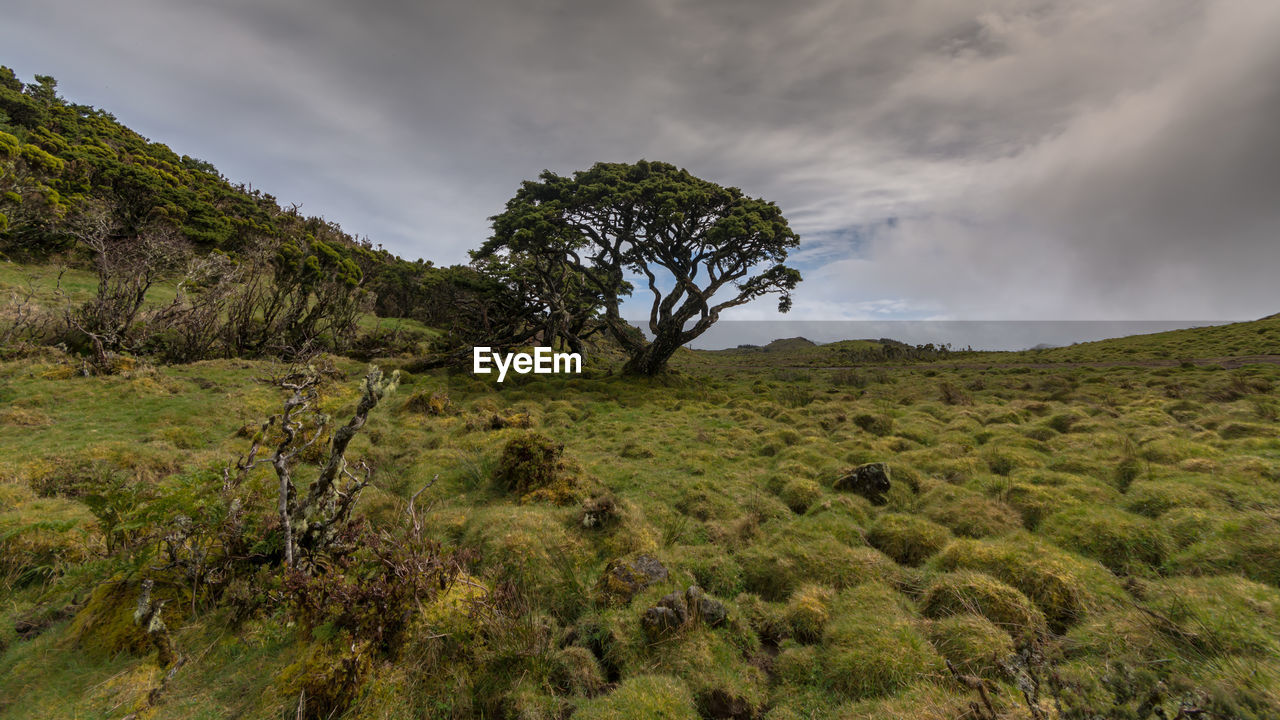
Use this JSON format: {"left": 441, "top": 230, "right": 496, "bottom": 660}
{"left": 3, "top": 65, "right": 1280, "bottom": 719}
{"left": 1, "top": 316, "right": 1277, "bottom": 718}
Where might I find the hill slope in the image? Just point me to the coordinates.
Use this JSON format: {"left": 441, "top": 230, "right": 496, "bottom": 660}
{"left": 3, "top": 315, "right": 1279, "bottom": 718}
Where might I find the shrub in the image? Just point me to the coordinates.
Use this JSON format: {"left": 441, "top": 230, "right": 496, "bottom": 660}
{"left": 866, "top": 513, "right": 952, "bottom": 566}
{"left": 273, "top": 634, "right": 373, "bottom": 720}
{"left": 920, "top": 570, "right": 1047, "bottom": 638}
{"left": 819, "top": 583, "right": 944, "bottom": 699}
{"left": 938, "top": 381, "right": 972, "bottom": 406}
{"left": 402, "top": 389, "right": 453, "bottom": 415}
{"left": 777, "top": 386, "right": 815, "bottom": 408}
{"left": 494, "top": 431, "right": 577, "bottom": 503}
{"left": 1040, "top": 505, "right": 1173, "bottom": 575}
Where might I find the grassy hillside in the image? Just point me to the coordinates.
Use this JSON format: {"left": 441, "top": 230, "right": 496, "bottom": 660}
{"left": 982, "top": 315, "right": 1280, "bottom": 364}
{"left": 680, "top": 316, "right": 1280, "bottom": 371}
{"left": 3, "top": 317, "right": 1279, "bottom": 718}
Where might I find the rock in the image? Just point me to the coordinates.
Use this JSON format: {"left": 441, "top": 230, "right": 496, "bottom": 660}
{"left": 641, "top": 586, "right": 728, "bottom": 641}
{"left": 641, "top": 605, "right": 685, "bottom": 640}
{"left": 834, "top": 462, "right": 891, "bottom": 505}
{"left": 685, "top": 585, "right": 727, "bottom": 627}
{"left": 598, "top": 554, "right": 669, "bottom": 604}
{"left": 659, "top": 590, "right": 691, "bottom": 623}
{"left": 581, "top": 494, "right": 620, "bottom": 529}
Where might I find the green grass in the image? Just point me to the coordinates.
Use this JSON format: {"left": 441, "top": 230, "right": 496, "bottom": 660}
{"left": 2, "top": 312, "right": 1280, "bottom": 718}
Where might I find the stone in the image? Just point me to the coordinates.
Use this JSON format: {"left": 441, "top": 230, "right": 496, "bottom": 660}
{"left": 685, "top": 585, "right": 727, "bottom": 627}
{"left": 597, "top": 554, "right": 669, "bottom": 604}
{"left": 641, "top": 606, "right": 685, "bottom": 640}
{"left": 834, "top": 462, "right": 891, "bottom": 505}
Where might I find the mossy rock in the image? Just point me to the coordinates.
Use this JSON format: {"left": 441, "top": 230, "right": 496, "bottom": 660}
{"left": 819, "top": 582, "right": 945, "bottom": 700}
{"left": 1041, "top": 505, "right": 1173, "bottom": 575}
{"left": 925, "top": 614, "right": 1014, "bottom": 679}
{"left": 920, "top": 570, "right": 1047, "bottom": 638}
{"left": 867, "top": 513, "right": 952, "bottom": 566}
{"left": 69, "top": 578, "right": 187, "bottom": 658}
{"left": 573, "top": 674, "right": 698, "bottom": 719}
{"left": 931, "top": 535, "right": 1123, "bottom": 631}
{"left": 273, "top": 634, "right": 373, "bottom": 720}
{"left": 784, "top": 584, "right": 834, "bottom": 643}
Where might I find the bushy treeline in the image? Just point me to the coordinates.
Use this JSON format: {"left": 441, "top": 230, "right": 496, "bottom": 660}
{"left": 0, "top": 67, "right": 535, "bottom": 365}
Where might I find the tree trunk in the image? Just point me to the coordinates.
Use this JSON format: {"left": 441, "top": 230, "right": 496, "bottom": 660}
{"left": 622, "top": 332, "right": 683, "bottom": 376}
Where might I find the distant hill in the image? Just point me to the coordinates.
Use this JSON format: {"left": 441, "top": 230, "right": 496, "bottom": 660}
{"left": 763, "top": 337, "right": 817, "bottom": 352}
{"left": 675, "top": 316, "right": 1280, "bottom": 369}
{"left": 980, "top": 315, "right": 1280, "bottom": 364}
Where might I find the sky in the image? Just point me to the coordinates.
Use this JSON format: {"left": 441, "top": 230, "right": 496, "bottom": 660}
{"left": 4, "top": 0, "right": 1279, "bottom": 332}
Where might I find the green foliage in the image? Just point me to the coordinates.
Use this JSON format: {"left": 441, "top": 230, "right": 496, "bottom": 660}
{"left": 482, "top": 160, "right": 802, "bottom": 375}
{"left": 494, "top": 431, "right": 579, "bottom": 504}
{"left": 1, "top": 304, "right": 1279, "bottom": 717}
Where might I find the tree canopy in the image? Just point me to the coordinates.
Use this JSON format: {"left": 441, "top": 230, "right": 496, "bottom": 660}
{"left": 481, "top": 160, "right": 802, "bottom": 375}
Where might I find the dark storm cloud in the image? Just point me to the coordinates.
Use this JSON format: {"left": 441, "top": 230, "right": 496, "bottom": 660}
{"left": 3, "top": 0, "right": 1277, "bottom": 320}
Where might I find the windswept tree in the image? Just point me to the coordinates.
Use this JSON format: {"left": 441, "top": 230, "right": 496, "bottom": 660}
{"left": 480, "top": 160, "right": 802, "bottom": 375}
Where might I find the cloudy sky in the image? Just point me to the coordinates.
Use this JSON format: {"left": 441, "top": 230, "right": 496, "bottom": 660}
{"left": 4, "top": 0, "right": 1278, "bottom": 327}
